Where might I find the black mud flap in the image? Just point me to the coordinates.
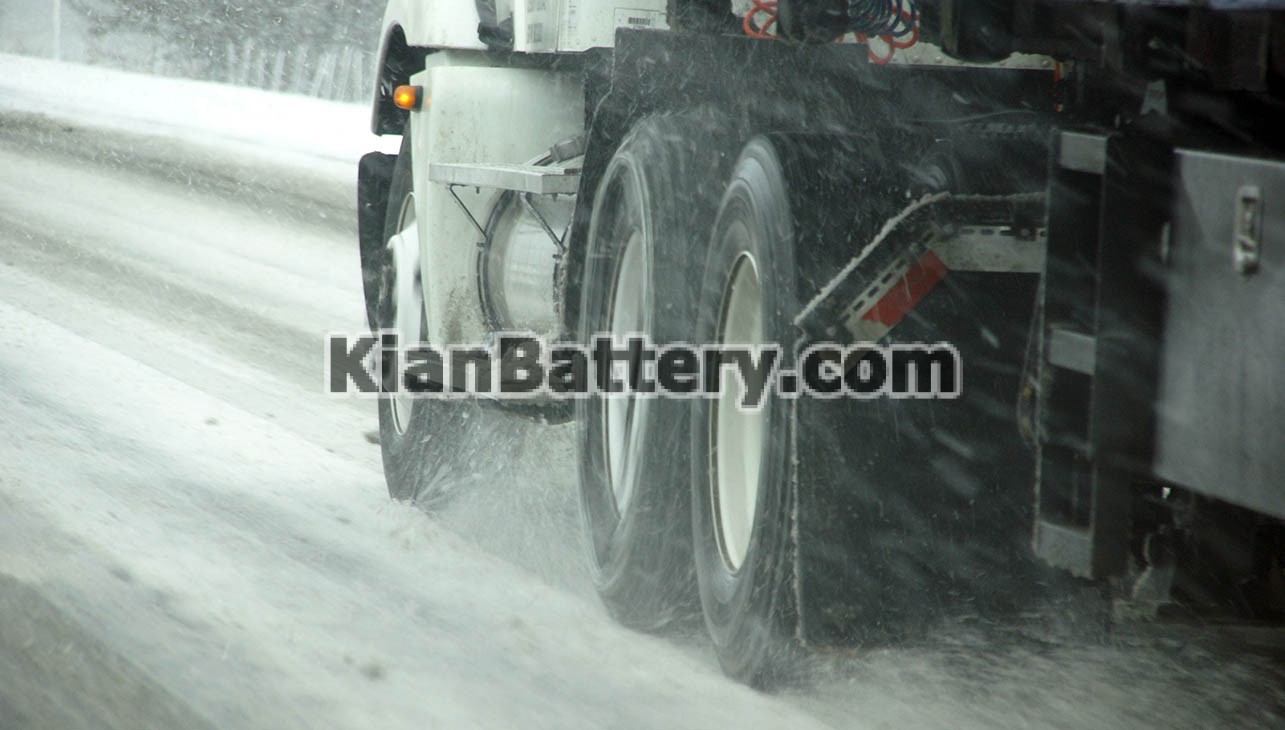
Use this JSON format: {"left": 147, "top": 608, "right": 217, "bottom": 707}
{"left": 358, "top": 151, "right": 397, "bottom": 332}
{"left": 790, "top": 194, "right": 1046, "bottom": 648}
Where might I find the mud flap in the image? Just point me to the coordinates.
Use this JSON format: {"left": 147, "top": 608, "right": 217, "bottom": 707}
{"left": 358, "top": 151, "right": 397, "bottom": 332}
{"left": 789, "top": 194, "right": 1046, "bottom": 647}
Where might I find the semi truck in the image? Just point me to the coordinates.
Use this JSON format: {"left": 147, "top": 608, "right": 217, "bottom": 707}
{"left": 354, "top": 0, "right": 1285, "bottom": 687}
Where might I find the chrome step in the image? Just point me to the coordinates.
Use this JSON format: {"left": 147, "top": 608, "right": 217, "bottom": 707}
{"left": 428, "top": 162, "right": 580, "bottom": 195}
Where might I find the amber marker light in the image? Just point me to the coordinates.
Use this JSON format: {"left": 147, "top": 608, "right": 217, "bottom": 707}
{"left": 393, "top": 85, "right": 423, "bottom": 111}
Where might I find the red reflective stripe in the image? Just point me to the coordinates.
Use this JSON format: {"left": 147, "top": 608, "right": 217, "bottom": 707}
{"left": 860, "top": 251, "right": 948, "bottom": 327}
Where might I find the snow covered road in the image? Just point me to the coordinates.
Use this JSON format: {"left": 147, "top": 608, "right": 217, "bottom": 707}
{"left": 0, "top": 56, "right": 1281, "bottom": 729}
{"left": 0, "top": 86, "right": 820, "bottom": 729}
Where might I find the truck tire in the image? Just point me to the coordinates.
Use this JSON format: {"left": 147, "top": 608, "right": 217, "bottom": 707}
{"left": 374, "top": 130, "right": 435, "bottom": 502}
{"left": 374, "top": 129, "right": 533, "bottom": 506}
{"left": 690, "top": 137, "right": 804, "bottom": 687}
{"left": 576, "top": 113, "right": 731, "bottom": 630}
{"left": 691, "top": 133, "right": 1044, "bottom": 686}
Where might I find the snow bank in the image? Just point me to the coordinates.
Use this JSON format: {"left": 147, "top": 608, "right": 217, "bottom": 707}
{"left": 0, "top": 53, "right": 398, "bottom": 176}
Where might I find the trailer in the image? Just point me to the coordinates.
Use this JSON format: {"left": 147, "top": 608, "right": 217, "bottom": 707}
{"left": 354, "top": 0, "right": 1285, "bottom": 686}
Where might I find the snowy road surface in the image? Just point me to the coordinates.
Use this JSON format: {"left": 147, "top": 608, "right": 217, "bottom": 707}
{"left": 0, "top": 56, "right": 1281, "bottom": 729}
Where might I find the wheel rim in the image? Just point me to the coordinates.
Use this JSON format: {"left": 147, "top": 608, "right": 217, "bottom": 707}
{"left": 711, "top": 243, "right": 768, "bottom": 573}
{"left": 387, "top": 192, "right": 421, "bottom": 436}
{"left": 603, "top": 211, "right": 651, "bottom": 516}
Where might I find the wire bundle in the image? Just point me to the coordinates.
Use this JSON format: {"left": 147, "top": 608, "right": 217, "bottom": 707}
{"left": 847, "top": 0, "right": 917, "bottom": 64}
{"left": 846, "top": 0, "right": 916, "bottom": 39}
{"left": 740, "top": 0, "right": 919, "bottom": 64}
{"left": 742, "top": 0, "right": 779, "bottom": 39}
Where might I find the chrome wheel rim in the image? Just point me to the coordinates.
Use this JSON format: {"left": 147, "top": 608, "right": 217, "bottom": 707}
{"left": 603, "top": 220, "right": 651, "bottom": 516}
{"left": 387, "top": 193, "right": 421, "bottom": 435}
{"left": 711, "top": 244, "right": 768, "bottom": 573}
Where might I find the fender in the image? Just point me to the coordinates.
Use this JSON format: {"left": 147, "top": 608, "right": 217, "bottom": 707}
{"left": 370, "top": 0, "right": 485, "bottom": 134}
{"left": 405, "top": 58, "right": 584, "bottom": 349}
{"left": 380, "top": 0, "right": 485, "bottom": 54}
{"left": 368, "top": 3, "right": 584, "bottom": 350}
